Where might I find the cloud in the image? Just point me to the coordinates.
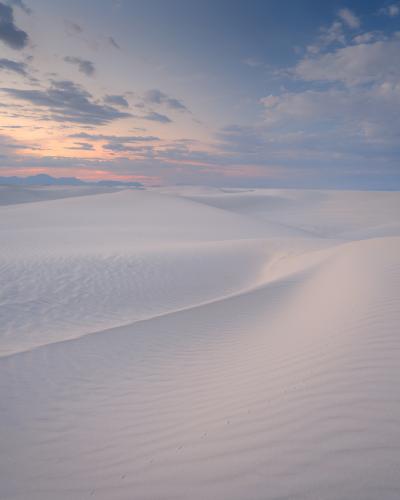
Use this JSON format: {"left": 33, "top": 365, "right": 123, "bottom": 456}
{"left": 102, "top": 142, "right": 154, "bottom": 153}
{"left": 352, "top": 31, "right": 385, "bottom": 45}
{"left": 142, "top": 111, "right": 172, "bottom": 123}
{"left": 295, "top": 38, "right": 400, "bottom": 86}
{"left": 0, "top": 1, "right": 29, "bottom": 49}
{"left": 0, "top": 132, "right": 38, "bottom": 155}
{"left": 102, "top": 142, "right": 129, "bottom": 152}
{"left": 64, "top": 56, "right": 95, "bottom": 76}
{"left": 7, "top": 0, "right": 31, "bottom": 15}
{"left": 104, "top": 94, "right": 129, "bottom": 107}
{"left": 108, "top": 36, "right": 120, "bottom": 49}
{"left": 0, "top": 57, "right": 27, "bottom": 76}
{"left": 64, "top": 20, "right": 82, "bottom": 35}
{"left": 69, "top": 133, "right": 157, "bottom": 156}
{"left": 144, "top": 89, "right": 188, "bottom": 111}
{"left": 338, "top": 8, "right": 360, "bottom": 29}
{"left": 380, "top": 4, "right": 400, "bottom": 17}
{"left": 261, "top": 89, "right": 346, "bottom": 125}
{"left": 2, "top": 80, "right": 131, "bottom": 125}
{"left": 256, "top": 23, "right": 400, "bottom": 171}
{"left": 260, "top": 83, "right": 400, "bottom": 149}
{"left": 242, "top": 57, "right": 265, "bottom": 68}
{"left": 69, "top": 132, "right": 159, "bottom": 143}
{"left": 67, "top": 142, "right": 95, "bottom": 151}
{"left": 306, "top": 21, "right": 346, "bottom": 54}
{"left": 306, "top": 9, "right": 361, "bottom": 54}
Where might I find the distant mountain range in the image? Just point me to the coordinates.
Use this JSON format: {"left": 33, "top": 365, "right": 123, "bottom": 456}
{"left": 0, "top": 174, "right": 143, "bottom": 188}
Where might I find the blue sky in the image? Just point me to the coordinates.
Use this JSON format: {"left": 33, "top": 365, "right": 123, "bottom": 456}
{"left": 0, "top": 0, "right": 399, "bottom": 187}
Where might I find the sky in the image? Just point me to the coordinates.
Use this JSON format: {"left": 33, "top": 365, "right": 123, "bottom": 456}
{"left": 0, "top": 0, "right": 399, "bottom": 188}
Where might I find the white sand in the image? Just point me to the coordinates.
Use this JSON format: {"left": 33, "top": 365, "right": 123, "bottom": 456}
{"left": 0, "top": 186, "right": 400, "bottom": 499}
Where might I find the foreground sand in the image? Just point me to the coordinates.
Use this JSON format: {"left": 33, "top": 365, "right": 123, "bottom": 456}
{"left": 1, "top": 186, "right": 400, "bottom": 499}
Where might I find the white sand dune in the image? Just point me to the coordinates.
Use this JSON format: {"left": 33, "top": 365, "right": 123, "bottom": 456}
{"left": 0, "top": 185, "right": 120, "bottom": 206}
{"left": 0, "top": 186, "right": 400, "bottom": 499}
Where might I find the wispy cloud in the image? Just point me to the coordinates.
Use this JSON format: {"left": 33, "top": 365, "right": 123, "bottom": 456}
{"left": 306, "top": 8, "right": 360, "bottom": 54}
{"left": 64, "top": 20, "right": 83, "bottom": 35}
{"left": 144, "top": 89, "right": 188, "bottom": 112}
{"left": 102, "top": 142, "right": 154, "bottom": 153}
{"left": 242, "top": 57, "right": 265, "bottom": 68}
{"left": 379, "top": 3, "right": 400, "bottom": 17}
{"left": 0, "top": 57, "right": 28, "bottom": 76}
{"left": 64, "top": 56, "right": 96, "bottom": 77}
{"left": 108, "top": 36, "right": 120, "bottom": 49}
{"left": 104, "top": 94, "right": 129, "bottom": 107}
{"left": 306, "top": 21, "right": 345, "bottom": 54}
{"left": 7, "top": 0, "right": 31, "bottom": 15}
{"left": 142, "top": 111, "right": 172, "bottom": 123}
{"left": 68, "top": 132, "right": 158, "bottom": 156}
{"left": 67, "top": 142, "right": 95, "bottom": 151}
{"left": 69, "top": 132, "right": 159, "bottom": 143}
{"left": 338, "top": 8, "right": 360, "bottom": 29}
